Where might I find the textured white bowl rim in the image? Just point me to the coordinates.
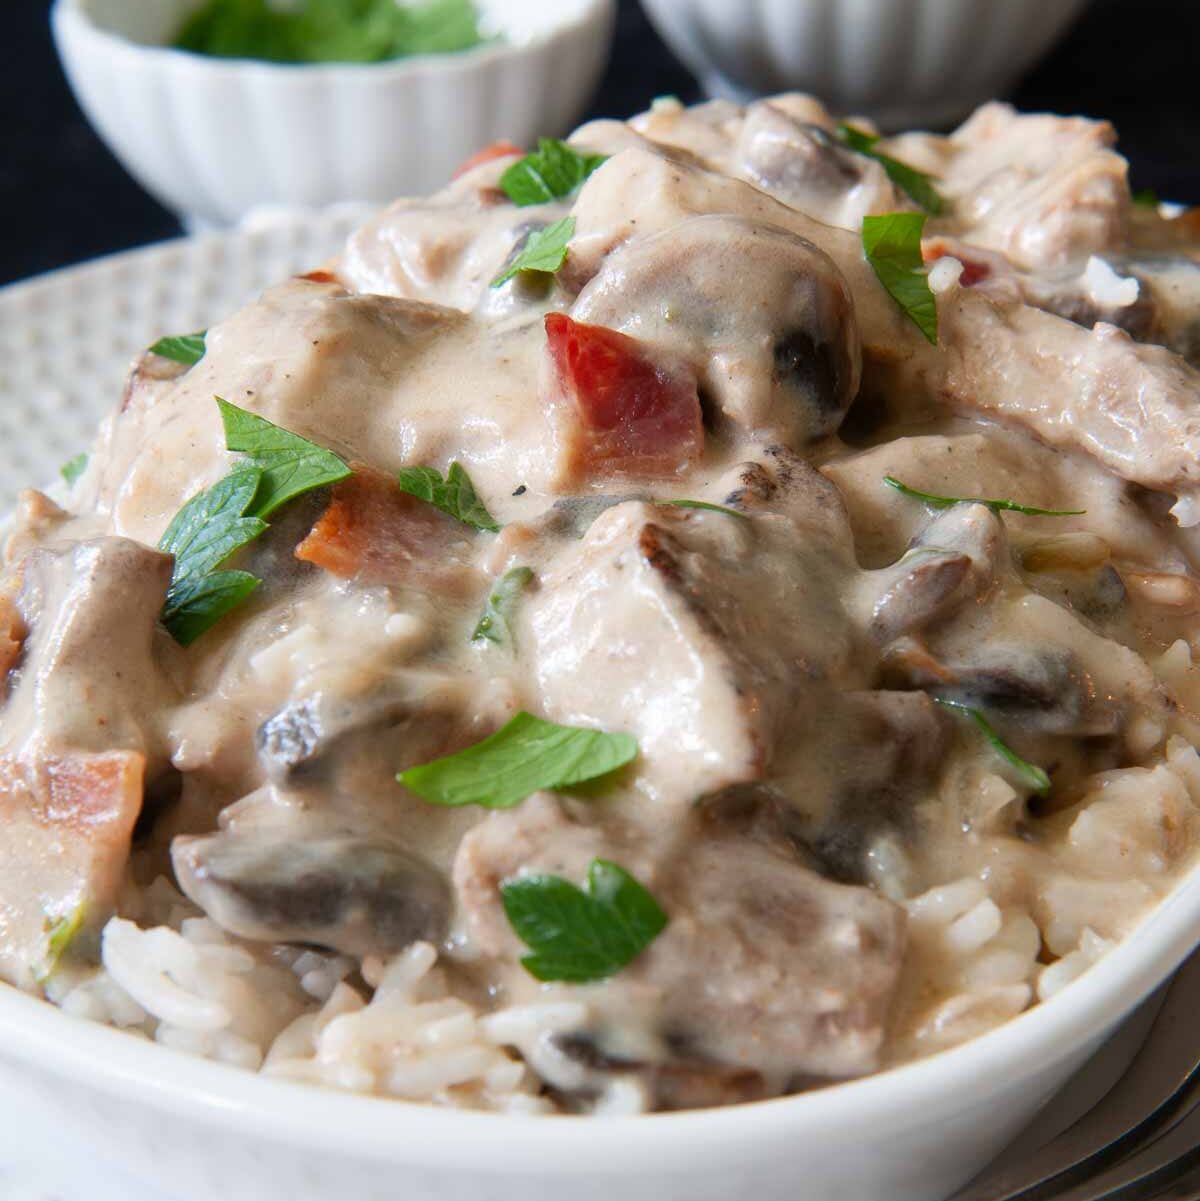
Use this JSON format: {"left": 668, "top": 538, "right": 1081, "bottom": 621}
{"left": 1, "top": 864, "right": 1197, "bottom": 1172}
{"left": 53, "top": 0, "right": 609, "bottom": 79}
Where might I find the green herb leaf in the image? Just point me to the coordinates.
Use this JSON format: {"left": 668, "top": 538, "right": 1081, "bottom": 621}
{"left": 501, "top": 858, "right": 668, "bottom": 983}
{"left": 174, "top": 0, "right": 489, "bottom": 64}
{"left": 396, "top": 462, "right": 499, "bottom": 532}
{"left": 884, "top": 476, "right": 1085, "bottom": 517}
{"left": 60, "top": 453, "right": 88, "bottom": 486}
{"left": 839, "top": 123, "right": 944, "bottom": 215}
{"left": 160, "top": 468, "right": 268, "bottom": 581}
{"left": 149, "top": 331, "right": 207, "bottom": 366}
{"left": 160, "top": 468, "right": 268, "bottom": 644}
{"left": 862, "top": 212, "right": 938, "bottom": 345}
{"left": 934, "top": 698, "right": 1051, "bottom": 795}
{"left": 162, "top": 570, "right": 262, "bottom": 647}
{"left": 492, "top": 217, "right": 576, "bottom": 287}
{"left": 1133, "top": 188, "right": 1161, "bottom": 208}
{"left": 159, "top": 399, "right": 350, "bottom": 645}
{"left": 498, "top": 139, "right": 608, "bottom": 207}
{"left": 657, "top": 499, "right": 746, "bottom": 519}
{"left": 400, "top": 711, "right": 637, "bottom": 809}
{"left": 37, "top": 901, "right": 86, "bottom": 984}
{"left": 473, "top": 566, "right": 534, "bottom": 645}
{"left": 218, "top": 398, "right": 350, "bottom": 518}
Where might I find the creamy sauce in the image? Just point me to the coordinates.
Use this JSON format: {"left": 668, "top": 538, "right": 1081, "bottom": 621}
{"left": 4, "top": 94, "right": 1200, "bottom": 1111}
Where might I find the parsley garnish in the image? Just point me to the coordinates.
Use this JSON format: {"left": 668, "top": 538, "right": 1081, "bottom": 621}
{"left": 174, "top": 0, "right": 488, "bottom": 64}
{"left": 491, "top": 217, "right": 575, "bottom": 287}
{"left": 839, "top": 123, "right": 944, "bottom": 215}
{"left": 472, "top": 566, "right": 534, "bottom": 645}
{"left": 218, "top": 397, "right": 350, "bottom": 517}
{"left": 1133, "top": 188, "right": 1160, "bottom": 208}
{"left": 159, "top": 400, "right": 349, "bottom": 645}
{"left": 395, "top": 462, "right": 499, "bottom": 532}
{"left": 149, "top": 331, "right": 207, "bottom": 367}
{"left": 37, "top": 901, "right": 86, "bottom": 984}
{"left": 862, "top": 212, "right": 938, "bottom": 345}
{"left": 60, "top": 453, "right": 88, "bottom": 485}
{"left": 501, "top": 858, "right": 667, "bottom": 983}
{"left": 884, "top": 476, "right": 1085, "bottom": 516}
{"left": 935, "top": 698, "right": 1051, "bottom": 796}
{"left": 400, "top": 711, "right": 637, "bottom": 809}
{"left": 657, "top": 499, "right": 745, "bottom": 519}
{"left": 498, "top": 139, "right": 607, "bottom": 207}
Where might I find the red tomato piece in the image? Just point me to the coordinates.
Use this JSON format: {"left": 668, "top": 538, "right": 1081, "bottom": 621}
{"left": 544, "top": 313, "right": 704, "bottom": 480}
{"left": 452, "top": 141, "right": 524, "bottom": 180}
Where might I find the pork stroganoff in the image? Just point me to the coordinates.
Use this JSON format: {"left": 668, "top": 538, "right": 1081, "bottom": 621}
{"left": 5, "top": 94, "right": 1200, "bottom": 1114}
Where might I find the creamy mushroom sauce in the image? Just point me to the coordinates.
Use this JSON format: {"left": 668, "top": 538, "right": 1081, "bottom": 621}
{"left": 4, "top": 94, "right": 1200, "bottom": 1111}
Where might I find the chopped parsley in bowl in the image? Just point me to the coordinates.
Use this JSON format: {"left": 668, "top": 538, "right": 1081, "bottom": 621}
{"left": 173, "top": 0, "right": 496, "bottom": 64}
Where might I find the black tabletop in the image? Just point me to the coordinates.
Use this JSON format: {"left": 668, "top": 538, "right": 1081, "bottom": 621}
{"left": 3, "top": 0, "right": 1198, "bottom": 288}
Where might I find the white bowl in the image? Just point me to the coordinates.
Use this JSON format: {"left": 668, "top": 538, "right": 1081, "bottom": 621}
{"left": 50, "top": 0, "right": 616, "bottom": 228}
{"left": 638, "top": 0, "right": 1091, "bottom": 130}
{"left": 0, "top": 867, "right": 1197, "bottom": 1201}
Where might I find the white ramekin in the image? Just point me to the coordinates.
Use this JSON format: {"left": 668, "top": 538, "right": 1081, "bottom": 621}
{"left": 0, "top": 866, "right": 1197, "bottom": 1201}
{"left": 50, "top": 0, "right": 616, "bottom": 228}
{"left": 638, "top": 0, "right": 1091, "bottom": 130}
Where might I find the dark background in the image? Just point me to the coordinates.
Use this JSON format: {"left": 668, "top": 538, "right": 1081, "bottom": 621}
{"left": 2, "top": 0, "right": 1197, "bottom": 287}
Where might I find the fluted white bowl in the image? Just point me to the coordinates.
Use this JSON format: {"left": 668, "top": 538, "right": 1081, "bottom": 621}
{"left": 51, "top": 0, "right": 616, "bottom": 228}
{"left": 0, "top": 861, "right": 1197, "bottom": 1201}
{"left": 639, "top": 0, "right": 1091, "bottom": 129}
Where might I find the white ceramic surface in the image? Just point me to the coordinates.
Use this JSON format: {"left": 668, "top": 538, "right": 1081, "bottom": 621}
{"left": 50, "top": 0, "right": 615, "bottom": 228}
{"left": 638, "top": 0, "right": 1091, "bottom": 129}
{"left": 0, "top": 221, "right": 1198, "bottom": 1201}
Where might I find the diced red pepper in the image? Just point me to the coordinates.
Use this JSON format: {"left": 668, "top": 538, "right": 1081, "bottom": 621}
{"left": 922, "top": 238, "right": 992, "bottom": 287}
{"left": 452, "top": 141, "right": 524, "bottom": 180}
{"left": 295, "top": 466, "right": 478, "bottom": 593}
{"left": 544, "top": 313, "right": 704, "bottom": 480}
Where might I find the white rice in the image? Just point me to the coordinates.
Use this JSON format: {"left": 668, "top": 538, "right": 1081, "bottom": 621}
{"left": 43, "top": 727, "right": 1200, "bottom": 1108}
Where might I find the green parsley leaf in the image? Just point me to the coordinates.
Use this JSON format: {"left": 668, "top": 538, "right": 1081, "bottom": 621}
{"left": 501, "top": 858, "right": 667, "bottom": 983}
{"left": 657, "top": 499, "right": 746, "bottom": 519}
{"left": 934, "top": 698, "right": 1051, "bottom": 796}
{"left": 473, "top": 566, "right": 534, "bottom": 645}
{"left": 1133, "top": 188, "right": 1161, "bottom": 208}
{"left": 491, "top": 217, "right": 576, "bottom": 288}
{"left": 149, "top": 331, "right": 207, "bottom": 366}
{"left": 396, "top": 462, "right": 499, "bottom": 532}
{"left": 162, "top": 570, "right": 262, "bottom": 647}
{"left": 174, "top": 0, "right": 488, "bottom": 64}
{"left": 884, "top": 476, "right": 1085, "bottom": 517}
{"left": 862, "top": 212, "right": 938, "bottom": 345}
{"left": 37, "top": 901, "right": 86, "bottom": 984}
{"left": 400, "top": 711, "right": 637, "bottom": 809}
{"left": 159, "top": 399, "right": 350, "bottom": 645}
{"left": 60, "top": 453, "right": 88, "bottom": 486}
{"left": 218, "top": 397, "right": 350, "bottom": 518}
{"left": 839, "top": 123, "right": 944, "bottom": 215}
{"left": 160, "top": 468, "right": 268, "bottom": 645}
{"left": 498, "top": 139, "right": 608, "bottom": 207}
{"left": 160, "top": 468, "right": 269, "bottom": 581}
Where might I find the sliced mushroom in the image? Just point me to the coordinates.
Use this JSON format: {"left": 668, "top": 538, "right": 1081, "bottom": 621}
{"left": 775, "top": 690, "right": 947, "bottom": 883}
{"left": 548, "top": 1032, "right": 769, "bottom": 1112}
{"left": 734, "top": 102, "right": 899, "bottom": 229}
{"left": 171, "top": 829, "right": 450, "bottom": 958}
{"left": 257, "top": 673, "right": 466, "bottom": 782}
{"left": 571, "top": 214, "right": 862, "bottom": 447}
{"left": 883, "top": 642, "right": 1124, "bottom": 738}
{"left": 857, "top": 503, "right": 1003, "bottom": 642}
